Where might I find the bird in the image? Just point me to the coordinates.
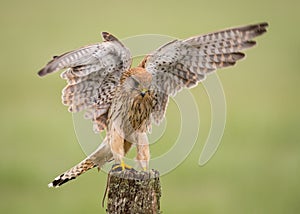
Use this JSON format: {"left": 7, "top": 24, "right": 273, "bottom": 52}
{"left": 38, "top": 23, "right": 268, "bottom": 187}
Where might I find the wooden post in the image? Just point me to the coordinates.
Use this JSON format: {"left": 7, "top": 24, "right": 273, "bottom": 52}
{"left": 105, "top": 169, "right": 161, "bottom": 214}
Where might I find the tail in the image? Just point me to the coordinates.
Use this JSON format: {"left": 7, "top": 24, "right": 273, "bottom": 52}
{"left": 48, "top": 139, "right": 112, "bottom": 188}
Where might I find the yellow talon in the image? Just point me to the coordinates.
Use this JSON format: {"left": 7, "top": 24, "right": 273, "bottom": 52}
{"left": 112, "top": 161, "right": 132, "bottom": 171}
{"left": 121, "top": 160, "right": 126, "bottom": 170}
{"left": 121, "top": 160, "right": 132, "bottom": 170}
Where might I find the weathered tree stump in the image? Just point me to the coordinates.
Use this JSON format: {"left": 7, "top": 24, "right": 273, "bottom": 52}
{"left": 105, "top": 169, "right": 161, "bottom": 214}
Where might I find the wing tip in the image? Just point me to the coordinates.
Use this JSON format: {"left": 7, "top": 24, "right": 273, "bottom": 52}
{"left": 232, "top": 52, "right": 246, "bottom": 61}
{"left": 101, "top": 32, "right": 118, "bottom": 42}
{"left": 255, "top": 22, "right": 269, "bottom": 29}
{"left": 256, "top": 24, "right": 268, "bottom": 36}
{"left": 38, "top": 56, "right": 59, "bottom": 77}
{"left": 242, "top": 22, "right": 269, "bottom": 30}
{"left": 241, "top": 22, "right": 269, "bottom": 37}
{"left": 259, "top": 22, "right": 269, "bottom": 28}
{"left": 38, "top": 68, "right": 48, "bottom": 77}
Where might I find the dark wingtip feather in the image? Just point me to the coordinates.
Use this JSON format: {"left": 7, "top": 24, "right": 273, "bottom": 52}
{"left": 241, "top": 22, "right": 269, "bottom": 31}
{"left": 37, "top": 58, "right": 53, "bottom": 77}
{"left": 38, "top": 68, "right": 49, "bottom": 77}
{"left": 253, "top": 22, "right": 269, "bottom": 29}
{"left": 38, "top": 56, "right": 60, "bottom": 77}
{"left": 254, "top": 27, "right": 268, "bottom": 37}
{"left": 231, "top": 52, "right": 245, "bottom": 61}
{"left": 259, "top": 22, "right": 269, "bottom": 28}
{"left": 38, "top": 65, "right": 55, "bottom": 77}
{"left": 101, "top": 32, "right": 118, "bottom": 42}
{"left": 244, "top": 40, "right": 257, "bottom": 48}
{"left": 240, "top": 22, "right": 269, "bottom": 37}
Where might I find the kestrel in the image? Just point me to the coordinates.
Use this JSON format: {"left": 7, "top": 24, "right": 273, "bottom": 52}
{"left": 38, "top": 23, "right": 268, "bottom": 187}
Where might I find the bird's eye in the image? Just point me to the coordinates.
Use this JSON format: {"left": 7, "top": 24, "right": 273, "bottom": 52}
{"left": 131, "top": 77, "right": 139, "bottom": 88}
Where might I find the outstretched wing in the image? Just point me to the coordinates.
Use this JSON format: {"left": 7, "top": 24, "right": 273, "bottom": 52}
{"left": 140, "top": 22, "right": 268, "bottom": 124}
{"left": 38, "top": 32, "right": 132, "bottom": 132}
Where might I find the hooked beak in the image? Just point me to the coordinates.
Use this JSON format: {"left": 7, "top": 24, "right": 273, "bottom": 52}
{"left": 140, "top": 88, "right": 148, "bottom": 97}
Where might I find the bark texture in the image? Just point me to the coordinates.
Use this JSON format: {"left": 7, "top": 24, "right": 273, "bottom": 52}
{"left": 106, "top": 169, "right": 161, "bottom": 214}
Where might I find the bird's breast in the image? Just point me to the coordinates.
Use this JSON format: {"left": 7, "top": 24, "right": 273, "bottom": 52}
{"left": 128, "top": 95, "right": 153, "bottom": 132}
{"left": 109, "top": 92, "right": 153, "bottom": 135}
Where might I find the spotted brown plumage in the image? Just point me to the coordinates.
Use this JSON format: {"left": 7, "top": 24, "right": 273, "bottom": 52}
{"left": 39, "top": 22, "right": 268, "bottom": 187}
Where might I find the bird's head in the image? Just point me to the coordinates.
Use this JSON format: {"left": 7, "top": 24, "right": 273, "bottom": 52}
{"left": 123, "top": 68, "right": 153, "bottom": 99}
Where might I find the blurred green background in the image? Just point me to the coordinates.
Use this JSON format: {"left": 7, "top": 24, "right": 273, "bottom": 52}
{"left": 1, "top": 0, "right": 299, "bottom": 213}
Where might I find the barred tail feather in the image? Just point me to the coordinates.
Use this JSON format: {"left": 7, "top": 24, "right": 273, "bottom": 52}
{"left": 48, "top": 158, "right": 96, "bottom": 188}
{"left": 48, "top": 139, "right": 112, "bottom": 188}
